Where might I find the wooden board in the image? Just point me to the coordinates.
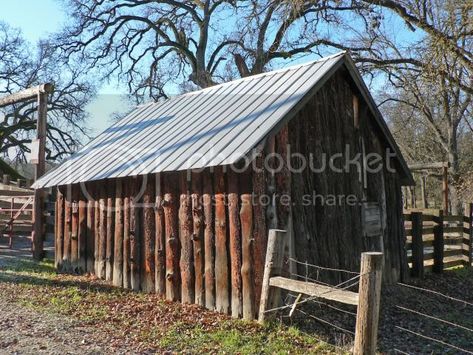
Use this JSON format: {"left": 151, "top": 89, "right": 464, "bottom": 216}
{"left": 269, "top": 276, "right": 359, "bottom": 306}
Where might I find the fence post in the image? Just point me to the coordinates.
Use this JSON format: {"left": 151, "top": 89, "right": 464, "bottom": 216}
{"left": 258, "top": 229, "right": 286, "bottom": 323}
{"left": 411, "top": 212, "right": 424, "bottom": 279}
{"left": 433, "top": 210, "right": 444, "bottom": 274}
{"left": 3, "top": 174, "right": 10, "bottom": 185}
{"left": 354, "top": 252, "right": 383, "bottom": 355}
{"left": 468, "top": 203, "right": 473, "bottom": 267}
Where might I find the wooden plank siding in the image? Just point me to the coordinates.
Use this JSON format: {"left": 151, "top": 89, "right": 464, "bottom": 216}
{"left": 54, "top": 71, "right": 408, "bottom": 318}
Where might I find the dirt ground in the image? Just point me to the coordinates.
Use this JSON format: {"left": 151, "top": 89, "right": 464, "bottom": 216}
{"left": 1, "top": 234, "right": 472, "bottom": 354}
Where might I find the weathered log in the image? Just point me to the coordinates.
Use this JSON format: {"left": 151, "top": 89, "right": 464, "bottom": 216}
{"left": 56, "top": 187, "right": 64, "bottom": 270}
{"left": 354, "top": 252, "right": 383, "bottom": 355}
{"left": 63, "top": 185, "right": 72, "bottom": 272}
{"left": 0, "top": 83, "right": 53, "bottom": 108}
{"left": 275, "top": 125, "right": 295, "bottom": 276}
{"left": 203, "top": 169, "right": 215, "bottom": 310}
{"left": 191, "top": 172, "right": 204, "bottom": 306}
{"left": 94, "top": 194, "right": 100, "bottom": 277}
{"left": 70, "top": 184, "right": 79, "bottom": 272}
{"left": 113, "top": 179, "right": 124, "bottom": 287}
{"left": 130, "top": 176, "right": 141, "bottom": 291}
{"left": 78, "top": 188, "right": 87, "bottom": 273}
{"left": 155, "top": 173, "right": 166, "bottom": 296}
{"left": 142, "top": 175, "right": 156, "bottom": 293}
{"left": 97, "top": 184, "right": 107, "bottom": 279}
{"left": 164, "top": 172, "right": 180, "bottom": 301}
{"left": 86, "top": 183, "right": 95, "bottom": 274}
{"left": 240, "top": 193, "right": 254, "bottom": 320}
{"left": 252, "top": 153, "right": 267, "bottom": 312}
{"left": 105, "top": 181, "right": 115, "bottom": 281}
{"left": 228, "top": 172, "right": 242, "bottom": 318}
{"left": 214, "top": 166, "right": 230, "bottom": 314}
{"left": 179, "top": 173, "right": 194, "bottom": 304}
{"left": 123, "top": 179, "right": 131, "bottom": 289}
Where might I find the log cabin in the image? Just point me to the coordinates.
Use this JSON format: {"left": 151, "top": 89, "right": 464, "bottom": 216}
{"left": 34, "top": 52, "right": 413, "bottom": 319}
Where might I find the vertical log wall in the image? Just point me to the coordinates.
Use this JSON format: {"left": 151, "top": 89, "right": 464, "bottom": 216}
{"left": 55, "top": 167, "right": 260, "bottom": 319}
{"left": 54, "top": 71, "right": 406, "bottom": 317}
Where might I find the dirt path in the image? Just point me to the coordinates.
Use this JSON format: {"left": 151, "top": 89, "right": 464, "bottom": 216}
{"left": 0, "top": 300, "right": 135, "bottom": 355}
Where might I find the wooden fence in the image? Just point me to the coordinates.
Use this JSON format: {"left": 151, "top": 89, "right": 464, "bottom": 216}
{"left": 404, "top": 205, "right": 473, "bottom": 277}
{"left": 258, "top": 230, "right": 383, "bottom": 355}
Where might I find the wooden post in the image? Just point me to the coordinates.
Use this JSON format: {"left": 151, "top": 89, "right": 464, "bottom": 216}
{"left": 130, "top": 177, "right": 141, "bottom": 291}
{"left": 94, "top": 196, "right": 100, "bottom": 277}
{"left": 258, "top": 229, "right": 286, "bottom": 323}
{"left": 123, "top": 180, "right": 131, "bottom": 289}
{"left": 467, "top": 203, "right": 473, "bottom": 267}
{"left": 142, "top": 175, "right": 156, "bottom": 293}
{"left": 191, "top": 172, "right": 204, "bottom": 306}
{"left": 32, "top": 90, "right": 49, "bottom": 260}
{"left": 78, "top": 189, "right": 87, "bottom": 273}
{"left": 179, "top": 173, "right": 194, "bottom": 304}
{"left": 353, "top": 252, "right": 384, "bottom": 355}
{"left": 433, "top": 210, "right": 444, "bottom": 274}
{"left": 86, "top": 184, "right": 95, "bottom": 274}
{"left": 105, "top": 182, "right": 115, "bottom": 281}
{"left": 228, "top": 172, "right": 242, "bottom": 318}
{"left": 3, "top": 174, "right": 10, "bottom": 185}
{"left": 203, "top": 170, "right": 215, "bottom": 310}
{"left": 443, "top": 166, "right": 449, "bottom": 215}
{"left": 252, "top": 154, "right": 267, "bottom": 313}
{"left": 56, "top": 188, "right": 64, "bottom": 270}
{"left": 215, "top": 167, "right": 229, "bottom": 314}
{"left": 98, "top": 185, "right": 107, "bottom": 279}
{"left": 410, "top": 212, "right": 424, "bottom": 279}
{"left": 164, "top": 172, "right": 180, "bottom": 301}
{"left": 155, "top": 173, "right": 166, "bottom": 296}
{"left": 421, "top": 175, "right": 428, "bottom": 209}
{"left": 240, "top": 193, "right": 254, "bottom": 320}
{"left": 70, "top": 185, "right": 79, "bottom": 272}
{"left": 113, "top": 179, "right": 124, "bottom": 287}
{"left": 63, "top": 185, "right": 72, "bottom": 272}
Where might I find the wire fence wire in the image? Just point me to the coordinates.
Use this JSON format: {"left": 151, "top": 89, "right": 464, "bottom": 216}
{"left": 398, "top": 282, "right": 473, "bottom": 307}
{"left": 396, "top": 326, "right": 473, "bottom": 355}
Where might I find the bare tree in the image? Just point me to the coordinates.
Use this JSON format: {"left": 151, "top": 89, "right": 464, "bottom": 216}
{"left": 55, "top": 0, "right": 377, "bottom": 99}
{"left": 0, "top": 22, "right": 96, "bottom": 163}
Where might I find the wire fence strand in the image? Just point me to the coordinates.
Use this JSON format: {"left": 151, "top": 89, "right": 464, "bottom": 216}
{"left": 397, "top": 306, "right": 473, "bottom": 334}
{"left": 296, "top": 308, "right": 355, "bottom": 335}
{"left": 398, "top": 283, "right": 473, "bottom": 307}
{"left": 396, "top": 326, "right": 473, "bottom": 354}
{"left": 289, "top": 258, "right": 360, "bottom": 275}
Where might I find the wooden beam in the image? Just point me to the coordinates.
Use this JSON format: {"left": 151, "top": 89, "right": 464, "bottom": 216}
{"left": 142, "top": 175, "right": 155, "bottom": 293}
{"left": 155, "top": 173, "right": 165, "bottom": 296}
{"left": 269, "top": 276, "right": 359, "bottom": 306}
{"left": 191, "top": 172, "right": 204, "bottom": 307}
{"left": 408, "top": 162, "right": 449, "bottom": 171}
{"left": 228, "top": 172, "right": 242, "bottom": 318}
{"left": 203, "top": 169, "right": 215, "bottom": 310}
{"left": 113, "top": 179, "right": 124, "bottom": 287}
{"left": 0, "top": 83, "right": 54, "bottom": 108}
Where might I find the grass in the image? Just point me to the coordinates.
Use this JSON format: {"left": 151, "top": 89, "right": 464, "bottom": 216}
{"left": 0, "top": 257, "right": 343, "bottom": 354}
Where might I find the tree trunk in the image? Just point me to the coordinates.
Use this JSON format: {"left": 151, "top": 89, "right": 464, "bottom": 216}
{"left": 113, "top": 179, "right": 124, "bottom": 287}
{"left": 142, "top": 175, "right": 156, "bottom": 293}
{"left": 192, "top": 172, "right": 204, "bottom": 307}
{"left": 155, "top": 173, "right": 166, "bottom": 296}
{"left": 203, "top": 169, "right": 215, "bottom": 310}
{"left": 228, "top": 172, "right": 242, "bottom": 318}
{"left": 105, "top": 182, "right": 115, "bottom": 281}
{"left": 164, "top": 172, "right": 180, "bottom": 301}
{"left": 179, "top": 173, "right": 194, "bottom": 304}
{"left": 214, "top": 166, "right": 230, "bottom": 314}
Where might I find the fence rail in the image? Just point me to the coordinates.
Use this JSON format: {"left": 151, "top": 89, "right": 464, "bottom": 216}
{"left": 404, "top": 205, "right": 472, "bottom": 277}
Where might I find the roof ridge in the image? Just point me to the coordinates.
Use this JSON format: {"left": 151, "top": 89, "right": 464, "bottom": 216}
{"left": 144, "top": 51, "right": 347, "bottom": 105}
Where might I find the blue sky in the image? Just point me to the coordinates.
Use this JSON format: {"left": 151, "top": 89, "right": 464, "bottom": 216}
{"left": 0, "top": 0, "right": 129, "bottom": 136}
{"left": 0, "top": 0, "right": 420, "bottom": 142}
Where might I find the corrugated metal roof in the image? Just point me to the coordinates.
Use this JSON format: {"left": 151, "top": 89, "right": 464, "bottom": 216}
{"left": 34, "top": 52, "right": 412, "bottom": 188}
